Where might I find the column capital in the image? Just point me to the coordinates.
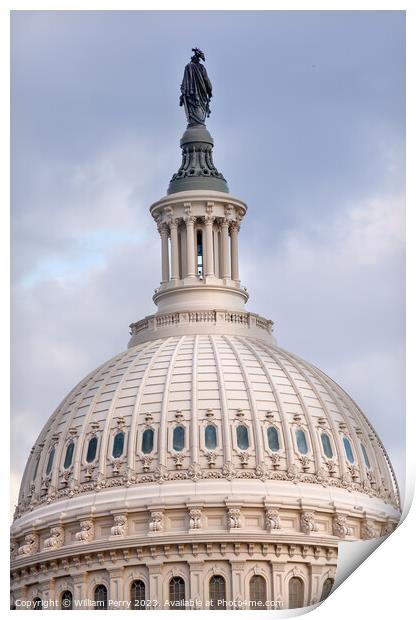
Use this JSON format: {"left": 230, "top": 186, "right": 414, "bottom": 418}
{"left": 169, "top": 217, "right": 180, "bottom": 229}
{"left": 157, "top": 221, "right": 169, "bottom": 235}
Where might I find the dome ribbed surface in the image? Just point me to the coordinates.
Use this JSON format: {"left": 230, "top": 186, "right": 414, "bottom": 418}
{"left": 16, "top": 334, "right": 399, "bottom": 516}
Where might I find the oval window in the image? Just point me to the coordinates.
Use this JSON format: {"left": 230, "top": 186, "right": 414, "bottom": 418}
{"left": 205, "top": 425, "right": 217, "bottom": 450}
{"left": 141, "top": 428, "right": 154, "bottom": 454}
{"left": 86, "top": 436, "right": 98, "bottom": 463}
{"left": 63, "top": 441, "right": 75, "bottom": 469}
{"left": 361, "top": 443, "right": 371, "bottom": 468}
{"left": 46, "top": 447, "right": 55, "bottom": 475}
{"left": 112, "top": 432, "right": 125, "bottom": 458}
{"left": 236, "top": 425, "right": 249, "bottom": 450}
{"left": 343, "top": 436, "right": 355, "bottom": 463}
{"left": 321, "top": 433, "right": 333, "bottom": 459}
{"left": 173, "top": 426, "right": 185, "bottom": 452}
{"left": 296, "top": 429, "right": 308, "bottom": 454}
{"left": 267, "top": 426, "right": 280, "bottom": 452}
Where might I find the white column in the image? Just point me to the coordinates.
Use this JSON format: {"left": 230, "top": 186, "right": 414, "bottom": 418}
{"left": 205, "top": 215, "right": 214, "bottom": 277}
{"left": 148, "top": 564, "right": 163, "bottom": 610}
{"left": 72, "top": 574, "right": 87, "bottom": 608}
{"left": 230, "top": 561, "right": 246, "bottom": 609}
{"left": 230, "top": 221, "right": 240, "bottom": 282}
{"left": 270, "top": 562, "right": 285, "bottom": 610}
{"left": 188, "top": 561, "right": 204, "bottom": 609}
{"left": 108, "top": 568, "right": 124, "bottom": 609}
{"left": 159, "top": 223, "right": 169, "bottom": 284}
{"left": 220, "top": 219, "right": 231, "bottom": 279}
{"left": 169, "top": 219, "right": 180, "bottom": 282}
{"left": 185, "top": 216, "right": 196, "bottom": 278}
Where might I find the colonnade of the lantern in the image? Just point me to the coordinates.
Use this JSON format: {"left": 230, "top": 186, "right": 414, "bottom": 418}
{"left": 156, "top": 211, "right": 241, "bottom": 287}
{"left": 152, "top": 196, "right": 248, "bottom": 313}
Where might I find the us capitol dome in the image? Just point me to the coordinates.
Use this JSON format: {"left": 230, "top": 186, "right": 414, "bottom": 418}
{"left": 10, "top": 48, "right": 401, "bottom": 611}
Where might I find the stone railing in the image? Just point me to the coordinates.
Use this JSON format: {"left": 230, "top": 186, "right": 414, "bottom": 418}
{"left": 129, "top": 309, "right": 275, "bottom": 346}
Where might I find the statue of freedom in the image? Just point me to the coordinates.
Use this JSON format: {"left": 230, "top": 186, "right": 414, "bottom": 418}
{"left": 179, "top": 48, "right": 212, "bottom": 126}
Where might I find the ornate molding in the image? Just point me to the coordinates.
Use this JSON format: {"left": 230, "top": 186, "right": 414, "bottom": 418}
{"left": 44, "top": 526, "right": 64, "bottom": 550}
{"left": 75, "top": 520, "right": 94, "bottom": 543}
{"left": 110, "top": 514, "right": 128, "bottom": 537}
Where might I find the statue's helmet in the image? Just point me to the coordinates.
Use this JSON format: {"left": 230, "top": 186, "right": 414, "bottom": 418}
{"left": 192, "top": 47, "right": 205, "bottom": 62}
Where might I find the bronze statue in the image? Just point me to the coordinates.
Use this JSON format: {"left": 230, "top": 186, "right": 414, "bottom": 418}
{"left": 180, "top": 48, "right": 212, "bottom": 126}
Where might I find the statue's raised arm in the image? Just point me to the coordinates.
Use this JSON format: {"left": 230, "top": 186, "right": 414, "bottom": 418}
{"left": 180, "top": 48, "right": 212, "bottom": 126}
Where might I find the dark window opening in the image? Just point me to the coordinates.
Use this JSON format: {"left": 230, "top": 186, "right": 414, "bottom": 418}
{"left": 249, "top": 575, "right": 267, "bottom": 608}
{"left": 131, "top": 580, "right": 146, "bottom": 609}
{"left": 61, "top": 590, "right": 73, "bottom": 610}
{"left": 94, "top": 585, "right": 108, "bottom": 610}
{"left": 169, "top": 577, "right": 185, "bottom": 609}
{"left": 197, "top": 229, "right": 203, "bottom": 276}
{"left": 205, "top": 424, "right": 217, "bottom": 450}
{"left": 209, "top": 575, "right": 226, "bottom": 610}
{"left": 237, "top": 425, "right": 249, "bottom": 450}
{"left": 173, "top": 426, "right": 185, "bottom": 452}
{"left": 63, "top": 441, "right": 75, "bottom": 469}
{"left": 112, "top": 432, "right": 125, "bottom": 459}
{"left": 141, "top": 428, "right": 154, "bottom": 454}
{"left": 86, "top": 436, "right": 98, "bottom": 463}
{"left": 46, "top": 448, "right": 55, "bottom": 476}
{"left": 267, "top": 426, "right": 280, "bottom": 452}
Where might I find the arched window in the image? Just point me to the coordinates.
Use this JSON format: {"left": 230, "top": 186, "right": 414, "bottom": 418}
{"left": 342, "top": 437, "right": 355, "bottom": 463}
{"left": 141, "top": 429, "right": 154, "bottom": 454}
{"left": 169, "top": 577, "right": 185, "bottom": 609}
{"left": 33, "top": 597, "right": 43, "bottom": 610}
{"left": 61, "top": 590, "right": 73, "bottom": 610}
{"left": 86, "top": 436, "right": 98, "bottom": 463}
{"left": 205, "top": 424, "right": 217, "bottom": 450}
{"left": 172, "top": 426, "right": 185, "bottom": 452}
{"left": 209, "top": 575, "right": 226, "bottom": 610}
{"left": 236, "top": 425, "right": 249, "bottom": 450}
{"left": 249, "top": 575, "right": 267, "bottom": 608}
{"left": 112, "top": 432, "right": 125, "bottom": 459}
{"left": 197, "top": 229, "right": 203, "bottom": 276}
{"left": 295, "top": 429, "right": 308, "bottom": 455}
{"left": 321, "top": 433, "right": 333, "bottom": 459}
{"left": 288, "top": 577, "right": 304, "bottom": 609}
{"left": 267, "top": 426, "right": 280, "bottom": 452}
{"left": 94, "top": 585, "right": 108, "bottom": 610}
{"left": 361, "top": 443, "right": 371, "bottom": 468}
{"left": 320, "top": 578, "right": 334, "bottom": 601}
{"left": 63, "top": 441, "right": 75, "bottom": 469}
{"left": 46, "top": 448, "right": 55, "bottom": 475}
{"left": 131, "top": 580, "right": 146, "bottom": 609}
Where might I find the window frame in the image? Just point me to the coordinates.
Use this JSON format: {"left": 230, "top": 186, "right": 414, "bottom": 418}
{"left": 63, "top": 440, "right": 75, "bottom": 470}
{"left": 85, "top": 435, "right": 99, "bottom": 464}
{"left": 168, "top": 576, "right": 186, "bottom": 610}
{"left": 94, "top": 584, "right": 108, "bottom": 610}
{"left": 236, "top": 423, "right": 250, "bottom": 451}
{"left": 209, "top": 574, "right": 226, "bottom": 610}
{"left": 342, "top": 436, "right": 355, "bottom": 464}
{"left": 141, "top": 428, "right": 155, "bottom": 455}
{"left": 320, "top": 432, "right": 334, "bottom": 459}
{"left": 294, "top": 427, "right": 309, "bottom": 456}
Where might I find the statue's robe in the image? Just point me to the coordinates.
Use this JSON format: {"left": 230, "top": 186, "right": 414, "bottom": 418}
{"left": 180, "top": 61, "right": 212, "bottom": 125}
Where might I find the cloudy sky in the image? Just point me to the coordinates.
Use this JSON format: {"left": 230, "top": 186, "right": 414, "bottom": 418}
{"left": 11, "top": 11, "right": 405, "bottom": 516}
